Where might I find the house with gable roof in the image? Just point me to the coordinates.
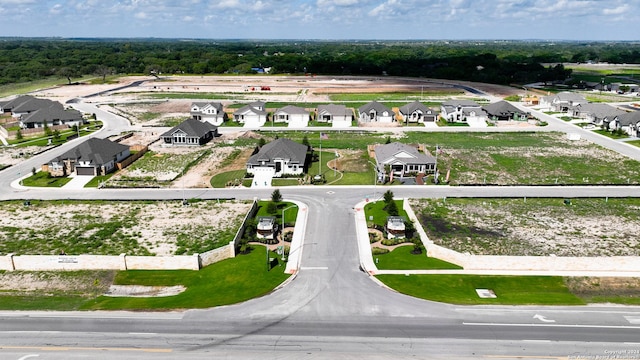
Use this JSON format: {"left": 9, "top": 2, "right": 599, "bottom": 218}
{"left": 246, "top": 138, "right": 309, "bottom": 178}
{"left": 440, "top": 100, "right": 484, "bottom": 123}
{"left": 190, "top": 102, "right": 227, "bottom": 126}
{"left": 160, "top": 118, "right": 218, "bottom": 146}
{"left": 540, "top": 92, "right": 587, "bottom": 112}
{"left": 46, "top": 137, "right": 130, "bottom": 176}
{"left": 569, "top": 103, "right": 627, "bottom": 128}
{"left": 398, "top": 101, "right": 438, "bottom": 124}
{"left": 609, "top": 111, "right": 640, "bottom": 137}
{"left": 358, "top": 101, "right": 395, "bottom": 123}
{"left": 233, "top": 101, "right": 268, "bottom": 127}
{"left": 273, "top": 105, "right": 310, "bottom": 127}
{"left": 374, "top": 142, "right": 436, "bottom": 180}
{"left": 20, "top": 106, "right": 84, "bottom": 129}
{"left": 316, "top": 104, "right": 353, "bottom": 128}
{"left": 482, "top": 100, "right": 528, "bottom": 121}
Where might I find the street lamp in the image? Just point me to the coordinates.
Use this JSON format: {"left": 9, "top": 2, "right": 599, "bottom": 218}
{"left": 367, "top": 160, "right": 378, "bottom": 200}
{"left": 281, "top": 204, "right": 297, "bottom": 232}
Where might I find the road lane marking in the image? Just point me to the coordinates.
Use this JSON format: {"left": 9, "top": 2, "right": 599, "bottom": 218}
{"left": 624, "top": 316, "right": 640, "bottom": 324}
{"left": 0, "top": 345, "right": 172, "bottom": 353}
{"left": 463, "top": 322, "right": 640, "bottom": 330}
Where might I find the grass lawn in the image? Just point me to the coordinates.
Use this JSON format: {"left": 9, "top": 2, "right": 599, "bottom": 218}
{"left": 210, "top": 169, "right": 246, "bottom": 188}
{"left": 83, "top": 248, "right": 291, "bottom": 310}
{"left": 272, "top": 178, "right": 301, "bottom": 186}
{"left": 375, "top": 275, "right": 584, "bottom": 305}
{"left": 627, "top": 140, "right": 640, "bottom": 148}
{"left": 85, "top": 174, "right": 114, "bottom": 188}
{"left": 256, "top": 201, "right": 298, "bottom": 226}
{"left": 0, "top": 76, "right": 95, "bottom": 98}
{"left": 593, "top": 129, "right": 629, "bottom": 139}
{"left": 373, "top": 246, "right": 463, "bottom": 270}
{"left": 364, "top": 199, "right": 408, "bottom": 227}
{"left": 21, "top": 171, "right": 72, "bottom": 187}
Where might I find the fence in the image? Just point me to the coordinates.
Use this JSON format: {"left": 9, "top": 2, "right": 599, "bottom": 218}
{"left": 0, "top": 198, "right": 261, "bottom": 272}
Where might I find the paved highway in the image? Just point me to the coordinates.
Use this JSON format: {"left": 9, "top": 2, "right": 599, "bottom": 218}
{"left": 1, "top": 82, "right": 640, "bottom": 359}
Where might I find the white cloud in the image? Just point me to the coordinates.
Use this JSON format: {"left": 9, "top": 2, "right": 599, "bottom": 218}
{"left": 49, "top": 3, "right": 63, "bottom": 14}
{"left": 134, "top": 11, "right": 149, "bottom": 19}
{"left": 603, "top": 4, "right": 629, "bottom": 15}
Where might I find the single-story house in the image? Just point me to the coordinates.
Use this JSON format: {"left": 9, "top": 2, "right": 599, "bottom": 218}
{"left": 246, "top": 138, "right": 309, "bottom": 178}
{"left": 610, "top": 111, "right": 640, "bottom": 137}
{"left": 233, "top": 101, "right": 268, "bottom": 126}
{"left": 386, "top": 216, "right": 406, "bottom": 239}
{"left": 0, "top": 95, "right": 60, "bottom": 117}
{"left": 256, "top": 216, "right": 277, "bottom": 240}
{"left": 570, "top": 103, "right": 626, "bottom": 127}
{"left": 190, "top": 102, "right": 227, "bottom": 126}
{"left": 160, "top": 118, "right": 218, "bottom": 146}
{"left": 398, "top": 101, "right": 438, "bottom": 124}
{"left": 273, "top": 105, "right": 310, "bottom": 126}
{"left": 358, "top": 101, "right": 395, "bottom": 123}
{"left": 539, "top": 92, "right": 587, "bottom": 112}
{"left": 440, "top": 100, "right": 484, "bottom": 123}
{"left": 47, "top": 137, "right": 130, "bottom": 177}
{"left": 19, "top": 106, "right": 85, "bottom": 129}
{"left": 374, "top": 142, "right": 436, "bottom": 181}
{"left": 316, "top": 104, "right": 353, "bottom": 128}
{"left": 482, "top": 101, "right": 528, "bottom": 121}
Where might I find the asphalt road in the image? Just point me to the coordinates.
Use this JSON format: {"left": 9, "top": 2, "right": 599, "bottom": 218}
{"left": 1, "top": 81, "right": 640, "bottom": 359}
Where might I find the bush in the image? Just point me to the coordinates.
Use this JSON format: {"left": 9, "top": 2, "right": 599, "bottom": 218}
{"left": 372, "top": 247, "right": 389, "bottom": 255}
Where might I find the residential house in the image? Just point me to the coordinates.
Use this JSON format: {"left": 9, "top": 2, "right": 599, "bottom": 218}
{"left": 540, "top": 92, "right": 587, "bottom": 112}
{"left": 440, "top": 100, "right": 484, "bottom": 123}
{"left": 398, "top": 101, "right": 438, "bottom": 124}
{"left": 47, "top": 137, "right": 130, "bottom": 176}
{"left": 570, "top": 103, "right": 626, "bottom": 128}
{"left": 160, "top": 118, "right": 218, "bottom": 146}
{"left": 256, "top": 216, "right": 277, "bottom": 240}
{"left": 233, "top": 101, "right": 268, "bottom": 127}
{"left": 0, "top": 96, "right": 57, "bottom": 117}
{"left": 273, "top": 105, "right": 310, "bottom": 127}
{"left": 19, "top": 106, "right": 85, "bottom": 129}
{"left": 482, "top": 101, "right": 528, "bottom": 121}
{"left": 190, "top": 102, "right": 227, "bottom": 126}
{"left": 374, "top": 142, "right": 436, "bottom": 181}
{"left": 610, "top": 111, "right": 640, "bottom": 137}
{"left": 246, "top": 138, "right": 308, "bottom": 178}
{"left": 358, "top": 101, "right": 395, "bottom": 123}
{"left": 385, "top": 216, "right": 406, "bottom": 239}
{"left": 316, "top": 104, "right": 353, "bottom": 128}
{"left": 609, "top": 83, "right": 640, "bottom": 94}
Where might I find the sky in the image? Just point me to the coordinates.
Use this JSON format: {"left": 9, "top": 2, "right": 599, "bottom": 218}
{"left": 0, "top": 0, "right": 637, "bottom": 41}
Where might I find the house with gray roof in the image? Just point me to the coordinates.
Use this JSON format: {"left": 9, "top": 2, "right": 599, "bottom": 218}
{"left": 190, "top": 102, "right": 227, "bottom": 126}
{"left": 482, "top": 101, "right": 528, "bottom": 121}
{"left": 233, "top": 101, "right": 268, "bottom": 127}
{"left": 246, "top": 138, "right": 309, "bottom": 178}
{"left": 19, "top": 106, "right": 84, "bottom": 129}
{"left": 440, "top": 100, "right": 484, "bottom": 123}
{"left": 273, "top": 105, "right": 310, "bottom": 126}
{"left": 570, "top": 103, "right": 627, "bottom": 127}
{"left": 374, "top": 142, "right": 436, "bottom": 181}
{"left": 0, "top": 96, "right": 59, "bottom": 117}
{"left": 398, "top": 101, "right": 438, "bottom": 124}
{"left": 358, "top": 101, "right": 395, "bottom": 123}
{"left": 609, "top": 111, "right": 640, "bottom": 137}
{"left": 540, "top": 92, "right": 587, "bottom": 112}
{"left": 317, "top": 104, "right": 353, "bottom": 128}
{"left": 160, "top": 118, "right": 218, "bottom": 146}
{"left": 47, "top": 137, "right": 130, "bottom": 176}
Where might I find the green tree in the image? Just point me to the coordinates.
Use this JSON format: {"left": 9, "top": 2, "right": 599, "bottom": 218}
{"left": 15, "top": 129, "right": 22, "bottom": 140}
{"left": 271, "top": 189, "right": 282, "bottom": 203}
{"left": 258, "top": 138, "right": 266, "bottom": 147}
{"left": 385, "top": 200, "right": 399, "bottom": 216}
{"left": 302, "top": 135, "right": 310, "bottom": 147}
{"left": 267, "top": 201, "right": 278, "bottom": 214}
{"left": 383, "top": 190, "right": 394, "bottom": 204}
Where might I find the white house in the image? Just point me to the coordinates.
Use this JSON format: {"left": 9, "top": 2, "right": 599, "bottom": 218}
{"left": 398, "top": 101, "right": 438, "bottom": 124}
{"left": 273, "top": 105, "right": 310, "bottom": 127}
{"left": 234, "top": 101, "right": 268, "bottom": 127}
{"left": 317, "top": 104, "right": 353, "bottom": 128}
{"left": 440, "top": 100, "right": 484, "bottom": 123}
{"left": 246, "top": 138, "right": 308, "bottom": 178}
{"left": 358, "top": 101, "right": 395, "bottom": 123}
{"left": 191, "top": 102, "right": 227, "bottom": 126}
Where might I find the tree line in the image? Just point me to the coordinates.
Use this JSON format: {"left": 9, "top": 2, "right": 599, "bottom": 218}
{"left": 2, "top": 38, "right": 637, "bottom": 86}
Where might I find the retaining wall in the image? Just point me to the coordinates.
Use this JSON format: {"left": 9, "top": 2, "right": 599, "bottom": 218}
{"left": 403, "top": 199, "right": 640, "bottom": 273}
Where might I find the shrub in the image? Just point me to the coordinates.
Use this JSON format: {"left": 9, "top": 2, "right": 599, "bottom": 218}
{"left": 372, "top": 247, "right": 389, "bottom": 255}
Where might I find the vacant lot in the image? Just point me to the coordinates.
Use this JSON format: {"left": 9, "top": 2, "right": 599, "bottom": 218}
{"left": 0, "top": 200, "right": 252, "bottom": 256}
{"left": 412, "top": 198, "right": 640, "bottom": 257}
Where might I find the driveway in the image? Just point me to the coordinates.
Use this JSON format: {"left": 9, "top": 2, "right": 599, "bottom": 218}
{"left": 251, "top": 168, "right": 274, "bottom": 188}
{"left": 62, "top": 173, "right": 94, "bottom": 189}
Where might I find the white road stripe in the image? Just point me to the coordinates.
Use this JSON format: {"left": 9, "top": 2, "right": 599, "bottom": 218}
{"left": 463, "top": 322, "right": 640, "bottom": 330}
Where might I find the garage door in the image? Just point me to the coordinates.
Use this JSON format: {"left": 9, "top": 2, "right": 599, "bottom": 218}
{"left": 76, "top": 167, "right": 96, "bottom": 176}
